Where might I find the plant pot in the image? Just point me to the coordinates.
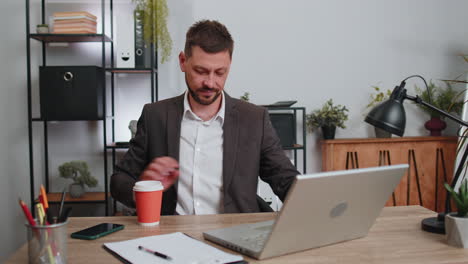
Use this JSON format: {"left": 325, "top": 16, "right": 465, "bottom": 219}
{"left": 445, "top": 213, "right": 468, "bottom": 248}
{"left": 374, "top": 127, "right": 391, "bottom": 138}
{"left": 69, "top": 183, "right": 85, "bottom": 198}
{"left": 424, "top": 117, "right": 446, "bottom": 136}
{"left": 36, "top": 25, "right": 49, "bottom": 34}
{"left": 321, "top": 125, "right": 336, "bottom": 140}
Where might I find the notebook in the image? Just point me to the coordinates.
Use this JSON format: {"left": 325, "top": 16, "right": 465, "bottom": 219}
{"left": 203, "top": 164, "right": 409, "bottom": 260}
{"left": 104, "top": 232, "right": 244, "bottom": 264}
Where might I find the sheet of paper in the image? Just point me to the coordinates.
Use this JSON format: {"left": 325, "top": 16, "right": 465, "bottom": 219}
{"left": 103, "top": 232, "right": 243, "bottom": 264}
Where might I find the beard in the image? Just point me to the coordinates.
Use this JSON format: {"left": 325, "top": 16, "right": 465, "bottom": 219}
{"left": 185, "top": 78, "right": 222, "bottom": 106}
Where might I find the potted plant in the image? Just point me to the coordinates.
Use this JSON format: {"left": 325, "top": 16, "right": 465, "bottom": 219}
{"left": 306, "top": 99, "right": 349, "bottom": 139}
{"left": 36, "top": 24, "right": 49, "bottom": 34}
{"left": 366, "top": 85, "right": 393, "bottom": 138}
{"left": 132, "top": 0, "right": 172, "bottom": 63}
{"left": 444, "top": 179, "right": 468, "bottom": 248}
{"left": 240, "top": 92, "right": 250, "bottom": 102}
{"left": 58, "top": 161, "right": 98, "bottom": 198}
{"left": 414, "top": 81, "right": 465, "bottom": 136}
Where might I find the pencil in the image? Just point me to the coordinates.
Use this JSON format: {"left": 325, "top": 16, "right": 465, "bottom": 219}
{"left": 40, "top": 184, "right": 49, "bottom": 210}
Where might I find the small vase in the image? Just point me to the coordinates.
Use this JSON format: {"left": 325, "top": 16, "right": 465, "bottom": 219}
{"left": 424, "top": 117, "right": 446, "bottom": 136}
{"left": 374, "top": 127, "right": 391, "bottom": 138}
{"left": 321, "top": 125, "right": 336, "bottom": 140}
{"left": 69, "top": 183, "right": 85, "bottom": 198}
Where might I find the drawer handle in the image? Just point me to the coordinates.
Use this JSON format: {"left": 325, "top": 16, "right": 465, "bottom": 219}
{"left": 63, "top": 72, "right": 73, "bottom": 82}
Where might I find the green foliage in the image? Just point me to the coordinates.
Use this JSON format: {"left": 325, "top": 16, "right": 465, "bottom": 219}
{"left": 58, "top": 161, "right": 98, "bottom": 188}
{"left": 133, "top": 0, "right": 173, "bottom": 63}
{"left": 306, "top": 99, "right": 349, "bottom": 132}
{"left": 445, "top": 179, "right": 468, "bottom": 217}
{"left": 240, "top": 92, "right": 250, "bottom": 102}
{"left": 366, "top": 85, "right": 392, "bottom": 109}
{"left": 414, "top": 81, "right": 465, "bottom": 119}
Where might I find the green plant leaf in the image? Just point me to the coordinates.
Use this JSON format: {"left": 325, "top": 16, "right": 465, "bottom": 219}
{"left": 366, "top": 85, "right": 392, "bottom": 110}
{"left": 58, "top": 161, "right": 98, "bottom": 188}
{"left": 306, "top": 99, "right": 349, "bottom": 132}
{"left": 445, "top": 180, "right": 468, "bottom": 217}
{"left": 133, "top": 0, "right": 173, "bottom": 63}
{"left": 414, "top": 81, "right": 465, "bottom": 118}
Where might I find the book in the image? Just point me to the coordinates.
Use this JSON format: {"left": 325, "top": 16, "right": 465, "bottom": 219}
{"left": 53, "top": 11, "right": 97, "bottom": 20}
{"left": 54, "top": 19, "right": 97, "bottom": 25}
{"left": 52, "top": 28, "right": 97, "bottom": 34}
{"left": 54, "top": 24, "right": 96, "bottom": 30}
{"left": 103, "top": 232, "right": 244, "bottom": 264}
{"left": 54, "top": 16, "right": 96, "bottom": 23}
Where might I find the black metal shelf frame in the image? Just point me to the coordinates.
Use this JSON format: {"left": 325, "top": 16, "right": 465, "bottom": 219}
{"left": 26, "top": 0, "right": 111, "bottom": 215}
{"left": 25, "top": 0, "right": 158, "bottom": 216}
{"left": 29, "top": 33, "right": 112, "bottom": 42}
{"left": 267, "top": 106, "right": 307, "bottom": 173}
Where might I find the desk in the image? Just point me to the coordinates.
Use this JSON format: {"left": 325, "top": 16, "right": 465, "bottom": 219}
{"left": 6, "top": 206, "right": 468, "bottom": 263}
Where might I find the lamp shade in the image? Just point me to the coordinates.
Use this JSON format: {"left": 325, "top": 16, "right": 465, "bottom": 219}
{"left": 365, "top": 99, "right": 406, "bottom": 137}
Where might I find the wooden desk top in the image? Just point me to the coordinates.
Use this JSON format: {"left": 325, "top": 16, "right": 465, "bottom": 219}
{"left": 6, "top": 206, "right": 468, "bottom": 263}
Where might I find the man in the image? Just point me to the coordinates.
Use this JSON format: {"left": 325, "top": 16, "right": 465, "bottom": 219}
{"left": 111, "top": 20, "right": 299, "bottom": 215}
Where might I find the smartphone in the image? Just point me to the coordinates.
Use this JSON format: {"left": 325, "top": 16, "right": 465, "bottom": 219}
{"left": 70, "top": 223, "right": 124, "bottom": 240}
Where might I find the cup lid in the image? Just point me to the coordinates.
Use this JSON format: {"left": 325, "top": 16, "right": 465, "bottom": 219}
{"left": 133, "top": 180, "right": 163, "bottom": 192}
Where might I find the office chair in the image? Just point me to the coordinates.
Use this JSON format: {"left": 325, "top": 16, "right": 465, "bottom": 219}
{"left": 256, "top": 195, "right": 274, "bottom": 212}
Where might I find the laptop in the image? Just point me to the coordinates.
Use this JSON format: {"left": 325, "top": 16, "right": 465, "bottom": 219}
{"left": 203, "top": 164, "right": 409, "bottom": 260}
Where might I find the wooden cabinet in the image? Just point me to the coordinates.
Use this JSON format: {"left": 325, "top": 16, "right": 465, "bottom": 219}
{"left": 321, "top": 137, "right": 458, "bottom": 212}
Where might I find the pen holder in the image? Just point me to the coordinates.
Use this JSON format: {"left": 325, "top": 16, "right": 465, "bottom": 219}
{"left": 25, "top": 220, "right": 68, "bottom": 264}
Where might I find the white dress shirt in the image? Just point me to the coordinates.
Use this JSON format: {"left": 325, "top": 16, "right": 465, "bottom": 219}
{"left": 175, "top": 91, "right": 225, "bottom": 215}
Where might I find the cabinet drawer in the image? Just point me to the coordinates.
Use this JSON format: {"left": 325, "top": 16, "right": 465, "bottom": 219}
{"left": 39, "top": 66, "right": 104, "bottom": 121}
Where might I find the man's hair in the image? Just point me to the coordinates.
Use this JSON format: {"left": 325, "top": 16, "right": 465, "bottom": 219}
{"left": 184, "top": 20, "right": 234, "bottom": 58}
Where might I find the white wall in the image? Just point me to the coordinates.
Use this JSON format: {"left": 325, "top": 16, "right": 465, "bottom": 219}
{"left": 2, "top": 0, "right": 468, "bottom": 258}
{"left": 161, "top": 0, "right": 468, "bottom": 172}
{"left": 0, "top": 0, "right": 30, "bottom": 260}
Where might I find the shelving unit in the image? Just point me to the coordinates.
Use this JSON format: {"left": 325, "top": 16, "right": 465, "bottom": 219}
{"left": 25, "top": 0, "right": 158, "bottom": 216}
{"left": 106, "top": 67, "right": 158, "bottom": 199}
{"left": 30, "top": 33, "right": 112, "bottom": 42}
{"left": 267, "top": 106, "right": 307, "bottom": 173}
{"left": 46, "top": 192, "right": 109, "bottom": 204}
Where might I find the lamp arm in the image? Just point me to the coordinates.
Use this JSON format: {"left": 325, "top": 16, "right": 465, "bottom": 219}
{"left": 404, "top": 94, "right": 468, "bottom": 127}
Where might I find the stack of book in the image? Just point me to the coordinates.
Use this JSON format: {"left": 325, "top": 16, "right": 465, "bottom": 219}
{"left": 52, "top": 11, "right": 97, "bottom": 34}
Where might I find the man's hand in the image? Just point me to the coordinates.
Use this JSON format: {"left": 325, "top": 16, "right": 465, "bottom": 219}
{"left": 140, "top": 157, "right": 180, "bottom": 191}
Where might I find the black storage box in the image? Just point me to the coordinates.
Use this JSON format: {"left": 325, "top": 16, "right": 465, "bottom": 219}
{"left": 40, "top": 66, "right": 104, "bottom": 121}
{"left": 269, "top": 113, "right": 296, "bottom": 147}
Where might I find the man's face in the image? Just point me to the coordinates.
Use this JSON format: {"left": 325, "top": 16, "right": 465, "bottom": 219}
{"left": 179, "top": 46, "right": 231, "bottom": 106}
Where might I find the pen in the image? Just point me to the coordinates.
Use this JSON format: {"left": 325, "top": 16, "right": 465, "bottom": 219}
{"left": 59, "top": 207, "right": 72, "bottom": 223}
{"left": 138, "top": 245, "right": 172, "bottom": 260}
{"left": 58, "top": 188, "right": 66, "bottom": 220}
{"left": 19, "top": 199, "right": 36, "bottom": 226}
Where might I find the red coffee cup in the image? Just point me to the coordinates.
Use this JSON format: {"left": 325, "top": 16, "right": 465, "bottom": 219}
{"left": 133, "top": 181, "right": 163, "bottom": 226}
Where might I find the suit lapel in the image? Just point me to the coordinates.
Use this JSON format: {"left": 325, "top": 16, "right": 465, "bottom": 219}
{"left": 223, "top": 94, "right": 239, "bottom": 195}
{"left": 167, "top": 94, "right": 184, "bottom": 160}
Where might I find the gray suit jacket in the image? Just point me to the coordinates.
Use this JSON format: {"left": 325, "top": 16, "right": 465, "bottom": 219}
{"left": 110, "top": 93, "right": 299, "bottom": 215}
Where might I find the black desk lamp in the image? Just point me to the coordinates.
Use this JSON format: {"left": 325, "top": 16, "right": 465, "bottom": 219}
{"left": 365, "top": 75, "right": 468, "bottom": 234}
